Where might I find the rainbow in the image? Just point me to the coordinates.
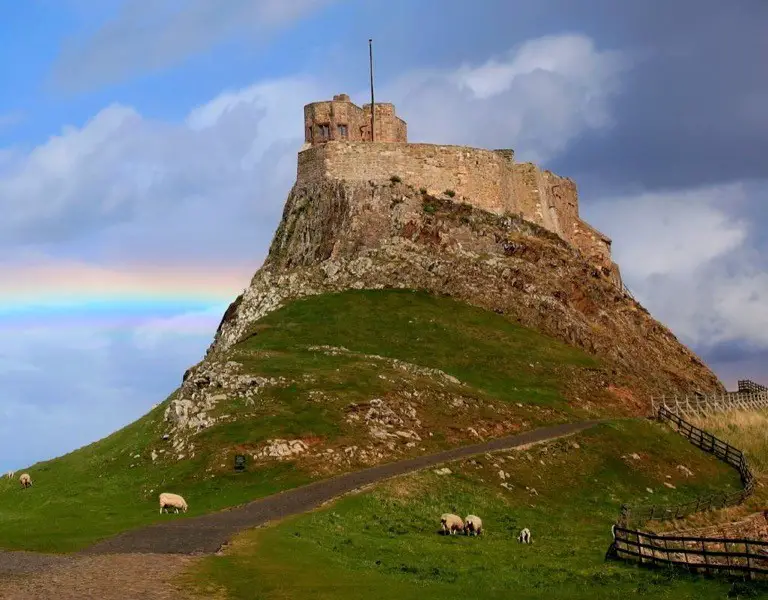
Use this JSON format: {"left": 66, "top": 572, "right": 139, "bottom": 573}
{"left": 0, "top": 261, "right": 255, "bottom": 331}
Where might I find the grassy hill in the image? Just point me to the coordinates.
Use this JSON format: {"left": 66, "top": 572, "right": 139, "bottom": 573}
{"left": 0, "top": 290, "right": 731, "bottom": 555}
{"left": 183, "top": 420, "right": 747, "bottom": 600}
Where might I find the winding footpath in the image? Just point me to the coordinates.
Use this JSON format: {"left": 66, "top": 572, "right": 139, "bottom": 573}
{"left": 0, "top": 420, "right": 600, "bottom": 599}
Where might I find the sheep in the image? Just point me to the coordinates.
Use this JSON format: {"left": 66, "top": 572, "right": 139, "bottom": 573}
{"left": 464, "top": 514, "right": 483, "bottom": 536}
{"left": 518, "top": 527, "right": 532, "bottom": 544}
{"left": 19, "top": 473, "right": 32, "bottom": 489}
{"left": 6, "top": 471, "right": 14, "bottom": 479}
{"left": 440, "top": 513, "right": 464, "bottom": 535}
{"left": 159, "top": 492, "right": 188, "bottom": 514}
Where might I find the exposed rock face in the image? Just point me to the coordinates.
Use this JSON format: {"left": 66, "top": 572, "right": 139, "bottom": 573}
{"left": 208, "top": 179, "right": 722, "bottom": 401}
{"left": 163, "top": 359, "right": 285, "bottom": 453}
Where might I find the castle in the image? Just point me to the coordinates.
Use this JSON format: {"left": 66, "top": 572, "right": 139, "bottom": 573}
{"left": 299, "top": 94, "right": 621, "bottom": 285}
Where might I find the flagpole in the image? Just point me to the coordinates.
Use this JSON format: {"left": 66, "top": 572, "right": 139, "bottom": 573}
{"left": 369, "top": 38, "right": 375, "bottom": 141}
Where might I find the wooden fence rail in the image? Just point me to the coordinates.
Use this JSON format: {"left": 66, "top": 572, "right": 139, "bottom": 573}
{"left": 609, "top": 405, "right": 765, "bottom": 580}
{"left": 613, "top": 526, "right": 768, "bottom": 580}
{"left": 619, "top": 406, "right": 755, "bottom": 527}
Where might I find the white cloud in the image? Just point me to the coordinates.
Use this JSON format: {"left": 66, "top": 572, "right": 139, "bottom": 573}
{"left": 586, "top": 181, "right": 768, "bottom": 349}
{"left": 384, "top": 34, "right": 629, "bottom": 163}
{"left": 132, "top": 304, "right": 228, "bottom": 351}
{"left": 53, "top": 0, "right": 338, "bottom": 90}
{"left": 0, "top": 77, "right": 324, "bottom": 251}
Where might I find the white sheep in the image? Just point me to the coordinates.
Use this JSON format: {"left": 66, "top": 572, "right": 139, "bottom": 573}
{"left": 440, "top": 513, "right": 464, "bottom": 535}
{"left": 518, "top": 527, "right": 532, "bottom": 543}
{"left": 19, "top": 473, "right": 32, "bottom": 489}
{"left": 464, "top": 514, "right": 483, "bottom": 536}
{"left": 159, "top": 492, "right": 188, "bottom": 514}
{"left": 6, "top": 471, "right": 14, "bottom": 479}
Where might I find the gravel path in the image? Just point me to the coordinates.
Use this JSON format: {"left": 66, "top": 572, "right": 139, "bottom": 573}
{"left": 83, "top": 419, "right": 600, "bottom": 554}
{"left": 0, "top": 554, "right": 200, "bottom": 600}
{"left": 0, "top": 418, "right": 600, "bottom": 590}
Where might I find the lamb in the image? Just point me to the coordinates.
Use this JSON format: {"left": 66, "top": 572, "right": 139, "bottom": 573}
{"left": 440, "top": 513, "right": 464, "bottom": 535}
{"left": 19, "top": 473, "right": 32, "bottom": 489}
{"left": 464, "top": 514, "right": 483, "bottom": 536}
{"left": 159, "top": 492, "right": 188, "bottom": 514}
{"left": 518, "top": 527, "right": 532, "bottom": 544}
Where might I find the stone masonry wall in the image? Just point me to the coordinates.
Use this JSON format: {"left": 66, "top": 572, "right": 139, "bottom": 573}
{"left": 296, "top": 141, "right": 619, "bottom": 283}
{"left": 304, "top": 98, "right": 407, "bottom": 145}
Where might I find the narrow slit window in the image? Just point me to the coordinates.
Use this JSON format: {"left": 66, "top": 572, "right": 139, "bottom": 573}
{"left": 318, "top": 124, "right": 330, "bottom": 139}
{"left": 338, "top": 124, "right": 348, "bottom": 138}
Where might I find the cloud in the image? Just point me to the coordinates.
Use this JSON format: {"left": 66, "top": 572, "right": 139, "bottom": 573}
{"left": 131, "top": 305, "right": 228, "bottom": 351}
{"left": 586, "top": 181, "right": 768, "bottom": 351}
{"left": 0, "top": 305, "right": 220, "bottom": 472}
{"left": 385, "top": 34, "right": 629, "bottom": 163}
{"left": 549, "top": 1, "right": 768, "bottom": 191}
{"left": 0, "top": 77, "right": 324, "bottom": 253}
{"left": 0, "top": 111, "right": 25, "bottom": 131}
{"left": 52, "top": 0, "right": 337, "bottom": 91}
{"left": 2, "top": 34, "right": 627, "bottom": 262}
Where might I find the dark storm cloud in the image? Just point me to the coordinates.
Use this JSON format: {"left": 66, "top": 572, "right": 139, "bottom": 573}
{"left": 547, "top": 0, "right": 768, "bottom": 191}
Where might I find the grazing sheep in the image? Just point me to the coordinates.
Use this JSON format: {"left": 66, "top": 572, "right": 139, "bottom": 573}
{"left": 440, "top": 513, "right": 464, "bottom": 535}
{"left": 6, "top": 471, "right": 14, "bottom": 479}
{"left": 19, "top": 473, "right": 32, "bottom": 489}
{"left": 159, "top": 492, "right": 188, "bottom": 514}
{"left": 518, "top": 527, "right": 532, "bottom": 544}
{"left": 464, "top": 514, "right": 483, "bottom": 536}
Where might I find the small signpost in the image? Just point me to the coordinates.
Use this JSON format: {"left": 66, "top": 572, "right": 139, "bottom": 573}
{"left": 234, "top": 454, "right": 246, "bottom": 472}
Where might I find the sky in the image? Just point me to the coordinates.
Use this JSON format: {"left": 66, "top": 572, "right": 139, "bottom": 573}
{"left": 1, "top": 0, "right": 766, "bottom": 472}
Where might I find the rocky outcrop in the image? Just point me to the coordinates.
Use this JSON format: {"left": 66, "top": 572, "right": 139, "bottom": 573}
{"left": 206, "top": 179, "right": 722, "bottom": 403}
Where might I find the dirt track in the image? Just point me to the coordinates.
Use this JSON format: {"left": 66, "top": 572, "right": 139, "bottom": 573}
{"left": 82, "top": 420, "right": 600, "bottom": 555}
{"left": 0, "top": 419, "right": 599, "bottom": 598}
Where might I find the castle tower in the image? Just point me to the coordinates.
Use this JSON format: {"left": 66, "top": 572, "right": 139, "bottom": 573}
{"left": 303, "top": 94, "right": 407, "bottom": 147}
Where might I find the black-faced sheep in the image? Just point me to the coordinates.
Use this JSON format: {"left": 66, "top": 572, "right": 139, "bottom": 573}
{"left": 464, "top": 514, "right": 483, "bottom": 536}
{"left": 440, "top": 513, "right": 464, "bottom": 535}
{"left": 19, "top": 473, "right": 31, "bottom": 489}
{"left": 159, "top": 492, "right": 188, "bottom": 514}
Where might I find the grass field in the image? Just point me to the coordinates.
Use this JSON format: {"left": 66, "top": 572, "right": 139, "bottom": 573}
{"left": 655, "top": 408, "right": 768, "bottom": 533}
{"left": 184, "top": 420, "right": 754, "bottom": 600}
{"left": 690, "top": 409, "right": 768, "bottom": 474}
{"left": 0, "top": 290, "right": 616, "bottom": 553}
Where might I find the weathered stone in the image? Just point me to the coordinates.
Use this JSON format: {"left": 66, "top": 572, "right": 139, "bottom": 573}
{"left": 208, "top": 180, "right": 721, "bottom": 407}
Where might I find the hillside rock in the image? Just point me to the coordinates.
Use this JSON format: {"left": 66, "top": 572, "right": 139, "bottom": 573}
{"left": 207, "top": 179, "right": 722, "bottom": 402}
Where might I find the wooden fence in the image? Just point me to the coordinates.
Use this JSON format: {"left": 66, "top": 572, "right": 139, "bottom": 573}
{"left": 619, "top": 406, "right": 755, "bottom": 526}
{"left": 610, "top": 406, "right": 765, "bottom": 580}
{"left": 739, "top": 380, "right": 768, "bottom": 394}
{"left": 612, "top": 526, "right": 768, "bottom": 579}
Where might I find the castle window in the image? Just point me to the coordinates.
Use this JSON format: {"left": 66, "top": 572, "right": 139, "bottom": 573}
{"left": 306, "top": 127, "right": 312, "bottom": 142}
{"left": 337, "top": 124, "right": 348, "bottom": 138}
{"left": 318, "top": 124, "right": 330, "bottom": 140}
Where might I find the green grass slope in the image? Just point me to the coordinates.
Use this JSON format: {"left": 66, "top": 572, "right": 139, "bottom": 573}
{"left": 185, "top": 421, "right": 751, "bottom": 600}
{"left": 0, "top": 290, "right": 635, "bottom": 552}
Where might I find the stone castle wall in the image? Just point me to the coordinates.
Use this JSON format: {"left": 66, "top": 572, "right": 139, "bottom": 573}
{"left": 303, "top": 95, "right": 407, "bottom": 145}
{"left": 296, "top": 141, "right": 618, "bottom": 283}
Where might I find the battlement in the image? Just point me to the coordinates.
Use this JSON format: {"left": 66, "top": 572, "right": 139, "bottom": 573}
{"left": 297, "top": 140, "right": 620, "bottom": 285}
{"left": 303, "top": 94, "right": 407, "bottom": 147}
